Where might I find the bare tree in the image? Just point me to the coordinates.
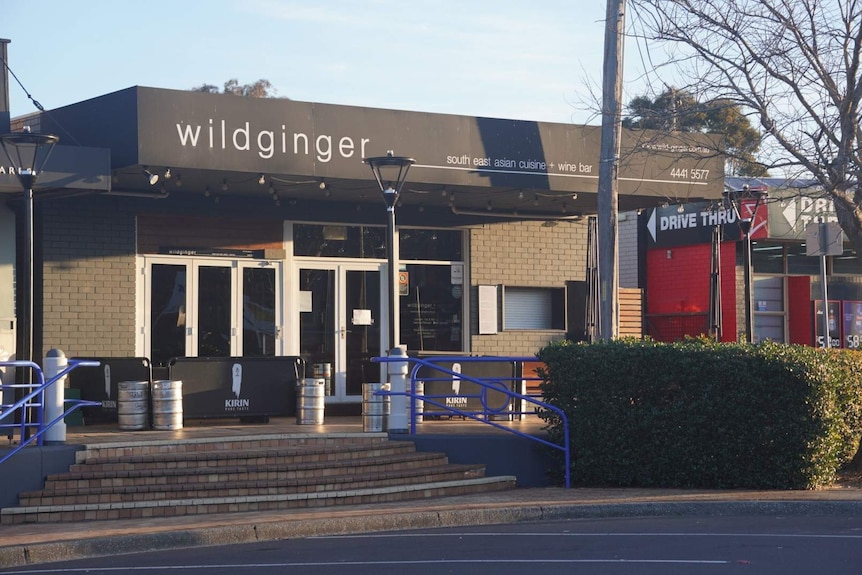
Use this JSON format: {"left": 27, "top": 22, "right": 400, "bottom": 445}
{"left": 629, "top": 0, "right": 862, "bottom": 253}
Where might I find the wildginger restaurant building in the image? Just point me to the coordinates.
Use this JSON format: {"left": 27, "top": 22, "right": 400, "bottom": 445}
{"left": 0, "top": 84, "right": 723, "bottom": 412}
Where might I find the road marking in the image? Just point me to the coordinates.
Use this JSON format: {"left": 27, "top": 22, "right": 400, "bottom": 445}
{"left": 1, "top": 558, "right": 732, "bottom": 573}
{"left": 319, "top": 531, "right": 862, "bottom": 540}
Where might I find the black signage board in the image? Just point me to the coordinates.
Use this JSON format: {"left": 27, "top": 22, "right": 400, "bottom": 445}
{"left": 159, "top": 247, "right": 262, "bottom": 258}
{"left": 414, "top": 359, "right": 515, "bottom": 417}
{"left": 0, "top": 145, "right": 111, "bottom": 194}
{"left": 42, "top": 87, "right": 725, "bottom": 202}
{"left": 168, "top": 356, "right": 304, "bottom": 419}
{"left": 643, "top": 201, "right": 754, "bottom": 248}
{"left": 68, "top": 357, "right": 152, "bottom": 423}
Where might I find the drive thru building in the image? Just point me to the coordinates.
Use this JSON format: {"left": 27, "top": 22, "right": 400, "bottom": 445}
{"left": 637, "top": 177, "right": 862, "bottom": 346}
{"left": 1, "top": 71, "right": 724, "bottom": 413}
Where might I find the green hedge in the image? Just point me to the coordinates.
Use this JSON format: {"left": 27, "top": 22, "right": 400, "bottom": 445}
{"left": 536, "top": 338, "right": 862, "bottom": 489}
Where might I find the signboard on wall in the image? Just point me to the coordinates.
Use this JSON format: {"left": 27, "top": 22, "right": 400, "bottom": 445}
{"left": 843, "top": 301, "right": 862, "bottom": 349}
{"left": 643, "top": 201, "right": 768, "bottom": 248}
{"left": 814, "top": 300, "right": 842, "bottom": 348}
{"left": 768, "top": 190, "right": 844, "bottom": 241}
{"left": 42, "top": 87, "right": 726, "bottom": 202}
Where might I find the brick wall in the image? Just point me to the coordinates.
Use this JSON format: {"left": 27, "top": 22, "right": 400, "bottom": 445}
{"left": 469, "top": 219, "right": 588, "bottom": 355}
{"left": 40, "top": 197, "right": 137, "bottom": 358}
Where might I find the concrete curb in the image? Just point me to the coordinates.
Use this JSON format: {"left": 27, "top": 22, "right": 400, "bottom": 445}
{"left": 2, "top": 499, "right": 862, "bottom": 569}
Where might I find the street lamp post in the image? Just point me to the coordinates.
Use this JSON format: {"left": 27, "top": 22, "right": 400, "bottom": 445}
{"left": 363, "top": 152, "right": 415, "bottom": 352}
{"left": 723, "top": 185, "right": 767, "bottom": 344}
{"left": 0, "top": 132, "right": 59, "bottom": 368}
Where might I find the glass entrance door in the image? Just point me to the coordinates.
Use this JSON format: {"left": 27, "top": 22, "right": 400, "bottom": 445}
{"left": 146, "top": 258, "right": 281, "bottom": 367}
{"left": 298, "top": 264, "right": 383, "bottom": 400}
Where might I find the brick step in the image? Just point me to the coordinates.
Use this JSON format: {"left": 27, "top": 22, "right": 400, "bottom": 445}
{"left": 75, "top": 433, "right": 389, "bottom": 463}
{"left": 69, "top": 441, "right": 417, "bottom": 473}
{"left": 1, "top": 477, "right": 518, "bottom": 525}
{"left": 21, "top": 463, "right": 486, "bottom": 507}
{"left": 35, "top": 451, "right": 451, "bottom": 493}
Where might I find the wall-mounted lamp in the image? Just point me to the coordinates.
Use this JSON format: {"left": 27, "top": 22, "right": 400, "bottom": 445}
{"left": 319, "top": 180, "right": 328, "bottom": 190}
{"left": 258, "top": 174, "right": 266, "bottom": 185}
{"left": 163, "top": 168, "right": 172, "bottom": 180}
{"left": 143, "top": 168, "right": 159, "bottom": 186}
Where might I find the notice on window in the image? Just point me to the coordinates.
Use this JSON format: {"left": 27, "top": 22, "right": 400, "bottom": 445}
{"left": 478, "top": 285, "right": 498, "bottom": 335}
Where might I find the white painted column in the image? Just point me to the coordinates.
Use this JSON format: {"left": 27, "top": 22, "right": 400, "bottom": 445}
{"left": 387, "top": 345, "right": 408, "bottom": 433}
{"left": 42, "top": 348, "right": 67, "bottom": 443}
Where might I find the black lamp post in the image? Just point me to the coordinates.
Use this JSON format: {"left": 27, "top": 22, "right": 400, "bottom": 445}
{"left": 723, "top": 185, "right": 767, "bottom": 343}
{"left": 0, "top": 132, "right": 59, "bottom": 367}
{"left": 363, "top": 152, "right": 415, "bottom": 351}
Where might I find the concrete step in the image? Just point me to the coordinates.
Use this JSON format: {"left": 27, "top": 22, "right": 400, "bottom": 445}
{"left": 74, "top": 433, "right": 389, "bottom": 463}
{"left": 3, "top": 433, "right": 518, "bottom": 524}
{"left": 31, "top": 450, "right": 454, "bottom": 495}
{"left": 2, "top": 477, "right": 517, "bottom": 524}
{"left": 20, "top": 463, "right": 487, "bottom": 506}
{"left": 66, "top": 441, "right": 418, "bottom": 473}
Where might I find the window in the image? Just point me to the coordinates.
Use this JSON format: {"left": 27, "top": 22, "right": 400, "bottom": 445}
{"left": 503, "top": 287, "right": 566, "bottom": 330}
{"left": 753, "top": 276, "right": 785, "bottom": 343}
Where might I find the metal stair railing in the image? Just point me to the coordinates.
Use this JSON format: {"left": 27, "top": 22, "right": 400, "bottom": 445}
{"left": 0, "top": 359, "right": 101, "bottom": 466}
{"left": 373, "top": 355, "right": 570, "bottom": 488}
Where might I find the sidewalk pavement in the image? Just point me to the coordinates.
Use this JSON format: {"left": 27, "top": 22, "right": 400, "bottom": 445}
{"left": 2, "top": 483, "right": 862, "bottom": 569}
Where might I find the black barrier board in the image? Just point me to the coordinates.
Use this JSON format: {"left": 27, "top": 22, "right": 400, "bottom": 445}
{"left": 414, "top": 359, "right": 515, "bottom": 416}
{"left": 68, "top": 357, "right": 152, "bottom": 424}
{"left": 168, "top": 356, "right": 304, "bottom": 419}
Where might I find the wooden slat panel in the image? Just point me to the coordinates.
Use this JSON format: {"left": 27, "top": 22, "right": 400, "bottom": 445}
{"left": 619, "top": 287, "right": 643, "bottom": 338}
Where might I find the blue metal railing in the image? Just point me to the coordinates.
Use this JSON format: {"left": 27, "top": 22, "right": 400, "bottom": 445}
{"left": 0, "top": 359, "right": 101, "bottom": 466}
{"left": 373, "top": 355, "right": 570, "bottom": 488}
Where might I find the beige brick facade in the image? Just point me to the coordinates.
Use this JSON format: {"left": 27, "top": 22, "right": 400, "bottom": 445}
{"left": 469, "top": 219, "right": 588, "bottom": 356}
{"left": 40, "top": 197, "right": 137, "bottom": 358}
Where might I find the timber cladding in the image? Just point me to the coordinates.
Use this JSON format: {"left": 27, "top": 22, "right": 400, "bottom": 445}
{"left": 137, "top": 214, "right": 284, "bottom": 254}
{"left": 619, "top": 287, "right": 643, "bottom": 339}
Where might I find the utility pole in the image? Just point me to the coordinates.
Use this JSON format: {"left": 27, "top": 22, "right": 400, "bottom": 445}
{"left": 597, "top": 0, "right": 626, "bottom": 341}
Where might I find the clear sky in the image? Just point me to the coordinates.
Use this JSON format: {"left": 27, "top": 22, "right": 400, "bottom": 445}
{"left": 2, "top": 0, "right": 652, "bottom": 126}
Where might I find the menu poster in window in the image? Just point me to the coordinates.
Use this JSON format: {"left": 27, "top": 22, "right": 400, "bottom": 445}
{"left": 843, "top": 301, "right": 862, "bottom": 349}
{"left": 814, "top": 300, "right": 842, "bottom": 348}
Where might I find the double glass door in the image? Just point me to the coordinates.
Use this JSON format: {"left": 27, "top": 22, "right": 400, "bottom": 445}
{"left": 298, "top": 264, "right": 383, "bottom": 400}
{"left": 146, "top": 258, "right": 280, "bottom": 367}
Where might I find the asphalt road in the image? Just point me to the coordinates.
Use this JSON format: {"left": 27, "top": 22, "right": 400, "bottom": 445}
{"left": 2, "top": 513, "right": 861, "bottom": 575}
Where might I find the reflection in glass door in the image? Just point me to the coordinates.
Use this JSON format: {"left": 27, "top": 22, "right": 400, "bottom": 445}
{"left": 150, "top": 264, "right": 187, "bottom": 364}
{"left": 242, "top": 265, "right": 278, "bottom": 356}
{"left": 196, "top": 265, "right": 232, "bottom": 357}
{"left": 298, "top": 266, "right": 382, "bottom": 399}
{"left": 147, "top": 259, "right": 280, "bottom": 366}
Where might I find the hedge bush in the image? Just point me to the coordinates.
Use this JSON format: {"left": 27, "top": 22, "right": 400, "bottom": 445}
{"left": 536, "top": 338, "right": 862, "bottom": 489}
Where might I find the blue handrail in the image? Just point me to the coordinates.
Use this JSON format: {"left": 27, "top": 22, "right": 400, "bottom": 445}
{"left": 372, "top": 355, "right": 570, "bottom": 489}
{"left": 0, "top": 359, "right": 101, "bottom": 466}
